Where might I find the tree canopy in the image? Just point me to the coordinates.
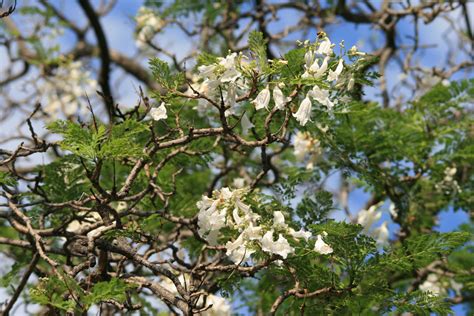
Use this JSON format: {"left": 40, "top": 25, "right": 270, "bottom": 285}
{"left": 0, "top": 1, "right": 473, "bottom": 315}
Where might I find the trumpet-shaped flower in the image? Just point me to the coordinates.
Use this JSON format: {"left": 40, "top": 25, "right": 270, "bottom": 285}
{"left": 347, "top": 76, "right": 355, "bottom": 91}
{"left": 219, "top": 53, "right": 241, "bottom": 82}
{"left": 317, "top": 37, "right": 333, "bottom": 56}
{"left": 306, "top": 56, "right": 329, "bottom": 79}
{"left": 304, "top": 49, "right": 314, "bottom": 68}
{"left": 252, "top": 86, "right": 271, "bottom": 110}
{"left": 293, "top": 96, "right": 312, "bottom": 126}
{"left": 260, "top": 230, "right": 294, "bottom": 259}
{"left": 226, "top": 234, "right": 250, "bottom": 263}
{"left": 314, "top": 234, "right": 333, "bottom": 254}
{"left": 327, "top": 59, "right": 344, "bottom": 82}
{"left": 357, "top": 204, "right": 382, "bottom": 231}
{"left": 309, "top": 86, "right": 334, "bottom": 109}
{"left": 272, "top": 211, "right": 287, "bottom": 228}
{"left": 241, "top": 113, "right": 254, "bottom": 135}
{"left": 373, "top": 221, "right": 389, "bottom": 246}
{"left": 289, "top": 228, "right": 312, "bottom": 241}
{"left": 224, "top": 83, "right": 237, "bottom": 117}
{"left": 273, "top": 86, "right": 290, "bottom": 110}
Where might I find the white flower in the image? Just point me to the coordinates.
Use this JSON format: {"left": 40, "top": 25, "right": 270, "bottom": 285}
{"left": 347, "top": 76, "right": 355, "bottom": 91}
{"left": 226, "top": 234, "right": 252, "bottom": 263}
{"left": 443, "top": 167, "right": 457, "bottom": 182}
{"left": 314, "top": 234, "right": 333, "bottom": 255}
{"left": 233, "top": 177, "right": 246, "bottom": 189}
{"left": 373, "top": 221, "right": 389, "bottom": 246}
{"left": 348, "top": 45, "right": 366, "bottom": 56}
{"left": 226, "top": 226, "right": 262, "bottom": 264}
{"left": 161, "top": 274, "right": 232, "bottom": 316}
{"left": 40, "top": 60, "right": 98, "bottom": 118}
{"left": 349, "top": 45, "right": 358, "bottom": 55}
{"left": 235, "top": 197, "right": 250, "bottom": 213}
{"left": 317, "top": 37, "right": 332, "bottom": 55}
{"left": 357, "top": 204, "right": 382, "bottom": 231}
{"left": 260, "top": 230, "right": 294, "bottom": 259}
{"left": 202, "top": 295, "right": 232, "bottom": 316}
{"left": 289, "top": 228, "right": 312, "bottom": 242}
{"left": 293, "top": 96, "right": 312, "bottom": 126}
{"left": 66, "top": 211, "right": 101, "bottom": 233}
{"left": 272, "top": 211, "right": 287, "bottom": 228}
{"left": 389, "top": 202, "right": 398, "bottom": 219}
{"left": 304, "top": 49, "right": 314, "bottom": 68}
{"left": 419, "top": 274, "right": 445, "bottom": 296}
{"left": 198, "top": 52, "right": 242, "bottom": 83}
{"left": 197, "top": 207, "right": 227, "bottom": 242}
{"left": 306, "top": 56, "right": 329, "bottom": 78}
{"left": 327, "top": 59, "right": 344, "bottom": 82}
{"left": 273, "top": 85, "right": 290, "bottom": 110}
{"left": 135, "top": 7, "right": 166, "bottom": 47}
{"left": 231, "top": 197, "right": 252, "bottom": 226}
{"left": 224, "top": 83, "right": 237, "bottom": 117}
{"left": 206, "top": 230, "right": 220, "bottom": 246}
{"left": 294, "top": 132, "right": 318, "bottom": 161}
{"left": 450, "top": 279, "right": 463, "bottom": 296}
{"left": 197, "top": 194, "right": 228, "bottom": 241}
{"left": 219, "top": 53, "right": 241, "bottom": 82}
{"left": 226, "top": 225, "right": 262, "bottom": 264}
{"left": 198, "top": 64, "right": 218, "bottom": 79}
{"left": 241, "top": 113, "right": 254, "bottom": 135}
{"left": 252, "top": 86, "right": 271, "bottom": 110}
{"left": 150, "top": 102, "right": 168, "bottom": 121}
{"left": 309, "top": 85, "right": 334, "bottom": 109}
{"left": 242, "top": 224, "right": 263, "bottom": 240}
{"left": 232, "top": 206, "right": 244, "bottom": 226}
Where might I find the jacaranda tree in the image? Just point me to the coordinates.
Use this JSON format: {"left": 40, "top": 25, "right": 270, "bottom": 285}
{"left": 0, "top": 1, "right": 473, "bottom": 315}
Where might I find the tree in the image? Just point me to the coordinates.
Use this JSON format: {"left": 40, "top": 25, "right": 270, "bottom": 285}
{"left": 0, "top": 1, "right": 473, "bottom": 315}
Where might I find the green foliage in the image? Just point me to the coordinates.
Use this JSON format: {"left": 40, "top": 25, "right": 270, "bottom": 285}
{"left": 296, "top": 190, "right": 334, "bottom": 227}
{"left": 0, "top": 171, "right": 16, "bottom": 186}
{"left": 38, "top": 155, "right": 90, "bottom": 203}
{"left": 248, "top": 31, "right": 268, "bottom": 71}
{"left": 2, "top": 12, "right": 472, "bottom": 314}
{"left": 149, "top": 57, "right": 185, "bottom": 91}
{"left": 389, "top": 291, "right": 454, "bottom": 316}
{"left": 30, "top": 274, "right": 83, "bottom": 312}
{"left": 47, "top": 119, "right": 148, "bottom": 161}
{"left": 373, "top": 232, "right": 470, "bottom": 273}
{"left": 83, "top": 278, "right": 136, "bottom": 307}
{"left": 281, "top": 47, "right": 306, "bottom": 80}
{"left": 146, "top": 0, "right": 226, "bottom": 21}
{"left": 0, "top": 258, "right": 30, "bottom": 288}
{"left": 196, "top": 51, "right": 219, "bottom": 66}
{"left": 31, "top": 275, "right": 136, "bottom": 312}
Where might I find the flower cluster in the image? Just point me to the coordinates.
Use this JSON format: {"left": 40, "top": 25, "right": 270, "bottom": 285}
{"left": 356, "top": 203, "right": 389, "bottom": 246}
{"left": 293, "top": 132, "right": 322, "bottom": 170}
{"left": 197, "top": 187, "right": 333, "bottom": 264}
{"left": 161, "top": 274, "right": 232, "bottom": 315}
{"left": 435, "top": 166, "right": 461, "bottom": 194}
{"left": 195, "top": 52, "right": 250, "bottom": 117}
{"left": 291, "top": 36, "right": 358, "bottom": 126}
{"left": 135, "top": 7, "right": 167, "bottom": 48}
{"left": 37, "top": 60, "right": 97, "bottom": 118}
{"left": 251, "top": 83, "right": 291, "bottom": 111}
{"left": 418, "top": 273, "right": 463, "bottom": 297}
{"left": 187, "top": 34, "right": 364, "bottom": 131}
